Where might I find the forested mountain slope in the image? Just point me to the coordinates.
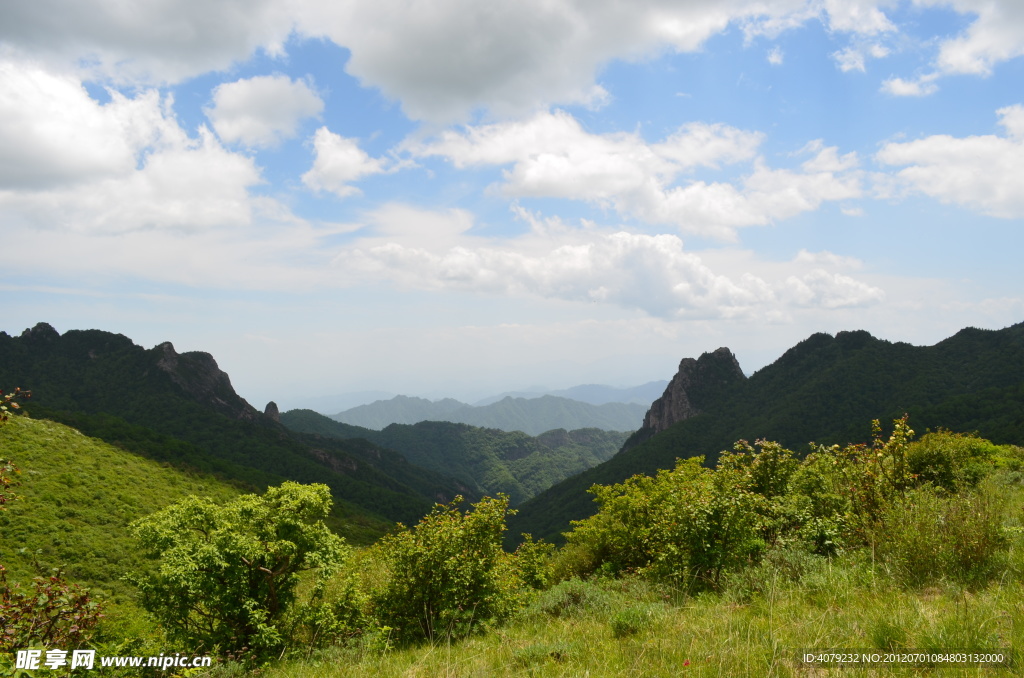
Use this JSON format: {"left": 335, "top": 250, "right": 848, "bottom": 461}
{"left": 281, "top": 408, "right": 627, "bottom": 504}
{"left": 511, "top": 323, "right": 1024, "bottom": 544}
{"left": 0, "top": 323, "right": 472, "bottom": 537}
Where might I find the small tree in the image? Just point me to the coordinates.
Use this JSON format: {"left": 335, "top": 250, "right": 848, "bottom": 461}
{"left": 129, "top": 482, "right": 347, "bottom": 660}
{"left": 371, "top": 494, "right": 521, "bottom": 642}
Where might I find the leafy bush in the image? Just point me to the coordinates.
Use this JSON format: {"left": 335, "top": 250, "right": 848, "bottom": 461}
{"left": 908, "top": 430, "right": 998, "bottom": 491}
{"left": 873, "top": 483, "right": 1008, "bottom": 588}
{"left": 566, "top": 456, "right": 762, "bottom": 590}
{"left": 370, "top": 494, "right": 523, "bottom": 642}
{"left": 129, "top": 482, "right": 348, "bottom": 660}
{"left": 0, "top": 563, "right": 104, "bottom": 653}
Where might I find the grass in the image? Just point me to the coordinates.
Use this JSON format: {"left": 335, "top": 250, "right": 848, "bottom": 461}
{"left": 0, "top": 415, "right": 245, "bottom": 600}
{"left": 249, "top": 573, "right": 1024, "bottom": 678}
{"left": 253, "top": 552, "right": 1023, "bottom": 677}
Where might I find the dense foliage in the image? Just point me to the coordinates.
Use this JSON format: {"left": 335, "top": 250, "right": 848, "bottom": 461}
{"left": 562, "top": 418, "right": 1015, "bottom": 593}
{"left": 281, "top": 410, "right": 626, "bottom": 504}
{"left": 370, "top": 495, "right": 523, "bottom": 642}
{"left": 130, "top": 483, "right": 348, "bottom": 660}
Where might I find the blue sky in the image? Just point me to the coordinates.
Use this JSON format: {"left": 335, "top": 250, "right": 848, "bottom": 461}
{"left": 2, "top": 0, "right": 1023, "bottom": 410}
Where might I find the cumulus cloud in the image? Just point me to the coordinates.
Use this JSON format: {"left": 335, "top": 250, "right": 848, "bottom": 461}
{"left": 0, "top": 57, "right": 264, "bottom": 233}
{"left": 880, "top": 74, "right": 939, "bottom": 97}
{"left": 410, "top": 111, "right": 861, "bottom": 239}
{"left": 332, "top": 204, "right": 885, "bottom": 318}
{"left": 875, "top": 104, "right": 1024, "bottom": 218}
{"left": 921, "top": 0, "right": 1024, "bottom": 77}
{"left": 206, "top": 75, "right": 323, "bottom": 148}
{"left": 302, "top": 127, "right": 388, "bottom": 198}
{"left": 296, "top": 0, "right": 900, "bottom": 121}
{"left": 832, "top": 43, "right": 890, "bottom": 72}
{"left": 0, "top": 0, "right": 295, "bottom": 84}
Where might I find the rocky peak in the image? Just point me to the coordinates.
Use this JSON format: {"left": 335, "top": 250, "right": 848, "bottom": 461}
{"left": 264, "top": 401, "right": 281, "bottom": 422}
{"left": 20, "top": 322, "right": 60, "bottom": 344}
{"left": 152, "top": 341, "right": 261, "bottom": 422}
{"left": 642, "top": 347, "right": 746, "bottom": 435}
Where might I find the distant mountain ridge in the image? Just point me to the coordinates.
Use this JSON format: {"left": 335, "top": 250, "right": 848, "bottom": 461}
{"left": 511, "top": 322, "right": 1024, "bottom": 544}
{"left": 280, "top": 409, "right": 627, "bottom": 504}
{"left": 332, "top": 394, "right": 647, "bottom": 435}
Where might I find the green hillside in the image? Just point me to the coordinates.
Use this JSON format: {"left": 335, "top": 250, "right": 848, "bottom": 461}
{"left": 513, "top": 324, "right": 1024, "bottom": 543}
{"left": 0, "top": 324, "right": 471, "bottom": 533}
{"left": 281, "top": 409, "right": 627, "bottom": 504}
{"left": 0, "top": 415, "right": 244, "bottom": 600}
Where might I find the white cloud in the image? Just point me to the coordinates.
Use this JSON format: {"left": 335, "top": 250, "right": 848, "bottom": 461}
{"left": 880, "top": 74, "right": 939, "bottom": 97}
{"left": 919, "top": 0, "right": 1024, "bottom": 77}
{"left": 781, "top": 269, "right": 886, "bottom": 309}
{"left": 768, "top": 47, "right": 784, "bottom": 65}
{"left": 0, "top": 57, "right": 264, "bottom": 233}
{"left": 296, "top": 0, "right": 900, "bottom": 122}
{"left": 411, "top": 111, "right": 861, "bottom": 239}
{"left": 206, "top": 75, "right": 323, "bottom": 148}
{"left": 832, "top": 43, "right": 890, "bottom": 72}
{"left": 332, "top": 204, "right": 884, "bottom": 318}
{"left": 0, "top": 58, "right": 159, "bottom": 189}
{"left": 302, "top": 127, "right": 388, "bottom": 198}
{"left": 0, "top": 0, "right": 295, "bottom": 84}
{"left": 822, "top": 0, "right": 896, "bottom": 34}
{"left": 875, "top": 104, "right": 1024, "bottom": 218}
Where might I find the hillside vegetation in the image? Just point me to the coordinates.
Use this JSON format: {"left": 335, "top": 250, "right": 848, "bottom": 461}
{"left": 0, "top": 415, "right": 245, "bottom": 600}
{"left": 513, "top": 323, "right": 1024, "bottom": 543}
{"left": 0, "top": 324, "right": 475, "bottom": 537}
{"left": 281, "top": 409, "right": 627, "bottom": 504}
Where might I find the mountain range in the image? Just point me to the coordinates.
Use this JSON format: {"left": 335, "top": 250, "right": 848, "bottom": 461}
{"left": 510, "top": 323, "right": 1024, "bottom": 544}
{"left": 280, "top": 409, "right": 627, "bottom": 504}
{"left": 331, "top": 394, "right": 647, "bottom": 435}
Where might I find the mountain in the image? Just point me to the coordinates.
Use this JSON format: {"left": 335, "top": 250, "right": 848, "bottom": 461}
{"left": 332, "top": 394, "right": 646, "bottom": 435}
{"left": 280, "top": 408, "right": 628, "bottom": 504}
{"left": 471, "top": 381, "right": 668, "bottom": 406}
{"left": 333, "top": 395, "right": 468, "bottom": 429}
{"left": 0, "top": 323, "right": 473, "bottom": 538}
{"left": 510, "top": 323, "right": 1024, "bottom": 544}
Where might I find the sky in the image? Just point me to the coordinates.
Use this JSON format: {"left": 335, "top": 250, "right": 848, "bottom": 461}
{"left": 1, "top": 0, "right": 1023, "bottom": 410}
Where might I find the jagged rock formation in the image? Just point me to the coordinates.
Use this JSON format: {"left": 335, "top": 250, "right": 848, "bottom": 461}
{"left": 153, "top": 341, "right": 261, "bottom": 422}
{"left": 641, "top": 347, "right": 746, "bottom": 435}
{"left": 264, "top": 401, "right": 281, "bottom": 422}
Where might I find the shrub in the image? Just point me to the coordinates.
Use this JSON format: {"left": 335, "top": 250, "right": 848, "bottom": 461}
{"left": 370, "top": 494, "right": 522, "bottom": 642}
{"left": 908, "top": 430, "right": 998, "bottom": 491}
{"left": 129, "top": 482, "right": 347, "bottom": 660}
{"left": 566, "top": 456, "right": 761, "bottom": 590}
{"left": 0, "top": 563, "right": 104, "bottom": 653}
{"left": 609, "top": 605, "right": 655, "bottom": 638}
{"left": 529, "top": 578, "right": 612, "bottom": 619}
{"left": 873, "top": 483, "right": 1008, "bottom": 588}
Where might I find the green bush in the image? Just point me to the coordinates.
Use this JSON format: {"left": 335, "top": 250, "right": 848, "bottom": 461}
{"left": 609, "top": 605, "right": 655, "bottom": 638}
{"left": 129, "top": 482, "right": 348, "bottom": 661}
{"left": 908, "top": 430, "right": 998, "bottom": 491}
{"left": 370, "top": 494, "right": 522, "bottom": 642}
{"left": 566, "top": 457, "right": 761, "bottom": 590}
{"left": 528, "top": 578, "right": 612, "bottom": 619}
{"left": 873, "top": 483, "right": 1008, "bottom": 588}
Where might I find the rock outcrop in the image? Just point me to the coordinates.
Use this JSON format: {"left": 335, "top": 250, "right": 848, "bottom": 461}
{"left": 264, "top": 401, "right": 281, "bottom": 422}
{"left": 642, "top": 347, "right": 746, "bottom": 435}
{"left": 153, "top": 341, "right": 262, "bottom": 422}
